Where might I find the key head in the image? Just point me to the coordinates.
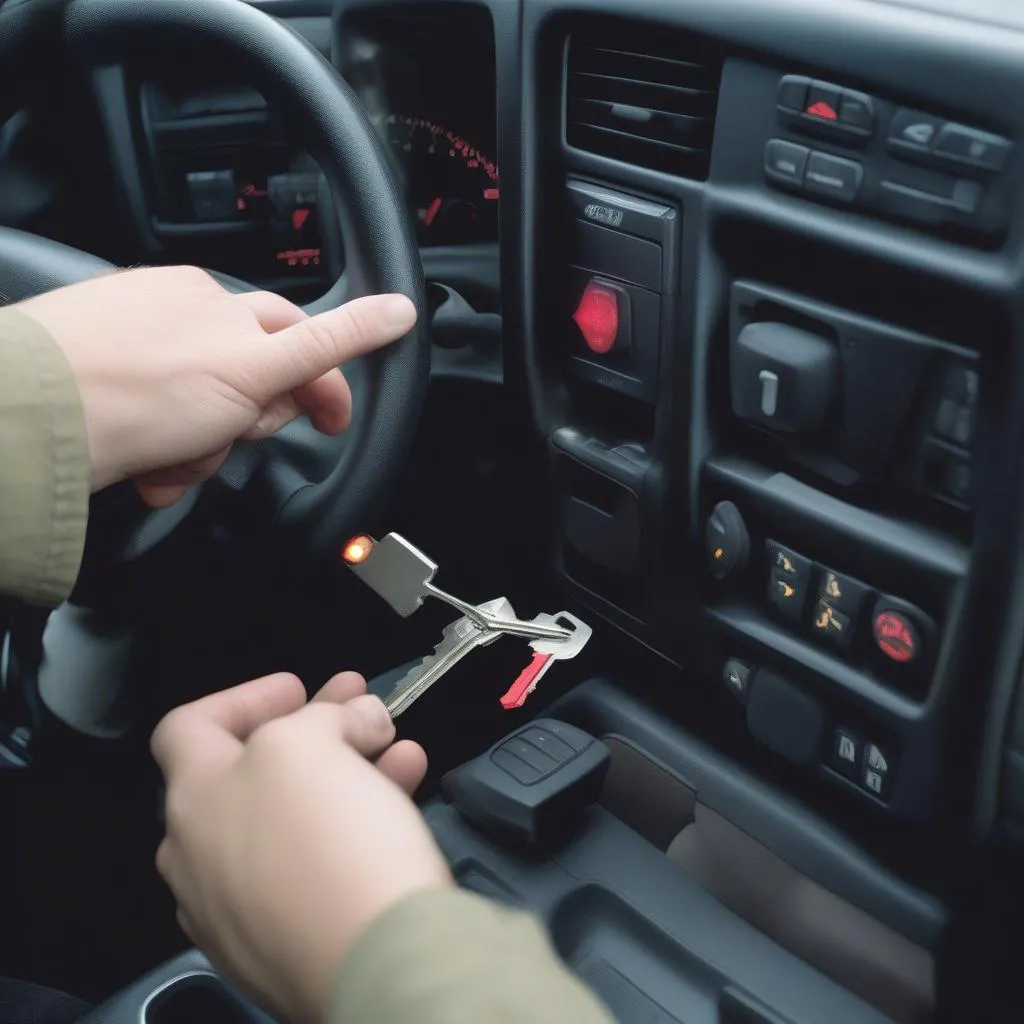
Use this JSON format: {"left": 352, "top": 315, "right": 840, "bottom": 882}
{"left": 344, "top": 533, "right": 438, "bottom": 617}
{"left": 530, "top": 612, "right": 592, "bottom": 658}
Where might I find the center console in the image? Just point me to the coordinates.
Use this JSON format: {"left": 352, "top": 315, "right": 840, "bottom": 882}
{"left": 515, "top": 0, "right": 1024, "bottom": 852}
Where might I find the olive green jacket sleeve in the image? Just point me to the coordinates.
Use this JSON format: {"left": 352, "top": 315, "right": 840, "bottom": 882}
{"left": 331, "top": 887, "right": 614, "bottom": 1024}
{"left": 0, "top": 308, "right": 90, "bottom": 606}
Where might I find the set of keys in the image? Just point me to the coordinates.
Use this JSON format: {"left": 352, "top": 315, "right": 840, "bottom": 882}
{"left": 342, "top": 532, "right": 592, "bottom": 718}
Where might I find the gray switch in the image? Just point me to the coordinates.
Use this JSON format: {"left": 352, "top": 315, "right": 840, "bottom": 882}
{"left": 759, "top": 369, "right": 780, "bottom": 417}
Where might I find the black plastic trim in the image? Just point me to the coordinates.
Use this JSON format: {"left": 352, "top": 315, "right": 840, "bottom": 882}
{"left": 548, "top": 677, "right": 947, "bottom": 948}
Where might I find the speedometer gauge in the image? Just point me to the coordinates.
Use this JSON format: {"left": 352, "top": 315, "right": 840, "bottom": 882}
{"left": 372, "top": 114, "right": 499, "bottom": 245}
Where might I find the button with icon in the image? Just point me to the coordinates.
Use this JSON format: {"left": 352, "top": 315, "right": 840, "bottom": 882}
{"left": 888, "top": 109, "right": 944, "bottom": 157}
{"left": 722, "top": 659, "right": 755, "bottom": 705}
{"left": 832, "top": 727, "right": 860, "bottom": 780}
{"left": 811, "top": 598, "right": 854, "bottom": 651}
{"left": 861, "top": 742, "right": 894, "bottom": 800}
{"left": 766, "top": 541, "right": 811, "bottom": 623}
{"left": 817, "top": 568, "right": 870, "bottom": 616}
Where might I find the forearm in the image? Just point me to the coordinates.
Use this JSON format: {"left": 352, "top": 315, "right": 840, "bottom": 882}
{"left": 330, "top": 887, "right": 614, "bottom": 1024}
{"left": 0, "top": 308, "right": 89, "bottom": 605}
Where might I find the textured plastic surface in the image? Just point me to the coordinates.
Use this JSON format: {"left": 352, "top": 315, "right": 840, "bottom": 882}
{"left": 429, "top": 799, "right": 891, "bottom": 1023}
{"left": 746, "top": 669, "right": 825, "bottom": 766}
{"left": 548, "top": 679, "right": 946, "bottom": 948}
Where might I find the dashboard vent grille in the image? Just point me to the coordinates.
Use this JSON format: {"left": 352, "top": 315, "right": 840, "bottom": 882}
{"left": 567, "top": 28, "right": 723, "bottom": 180}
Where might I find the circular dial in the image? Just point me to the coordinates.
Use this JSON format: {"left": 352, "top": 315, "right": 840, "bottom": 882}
{"left": 373, "top": 114, "right": 499, "bottom": 245}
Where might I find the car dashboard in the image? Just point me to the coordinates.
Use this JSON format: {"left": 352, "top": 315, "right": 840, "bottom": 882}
{"left": 18, "top": 0, "right": 1024, "bottom": 1020}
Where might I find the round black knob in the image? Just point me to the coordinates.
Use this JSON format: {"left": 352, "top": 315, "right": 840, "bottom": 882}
{"left": 706, "top": 501, "right": 751, "bottom": 581}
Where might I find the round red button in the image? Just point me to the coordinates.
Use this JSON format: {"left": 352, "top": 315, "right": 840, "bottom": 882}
{"left": 873, "top": 610, "right": 919, "bottom": 664}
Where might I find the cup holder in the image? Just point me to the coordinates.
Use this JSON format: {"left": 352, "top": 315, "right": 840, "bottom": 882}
{"left": 143, "top": 971, "right": 261, "bottom": 1024}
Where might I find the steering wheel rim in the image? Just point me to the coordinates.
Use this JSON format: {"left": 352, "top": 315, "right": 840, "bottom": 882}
{"left": 0, "top": 0, "right": 429, "bottom": 578}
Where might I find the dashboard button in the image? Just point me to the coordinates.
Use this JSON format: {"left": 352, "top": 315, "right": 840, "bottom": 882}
{"left": 818, "top": 569, "right": 870, "bottom": 617}
{"left": 812, "top": 598, "right": 854, "bottom": 651}
{"left": 766, "top": 541, "right": 811, "bottom": 622}
{"left": 804, "top": 81, "right": 843, "bottom": 123}
{"left": 872, "top": 605, "right": 922, "bottom": 665}
{"left": 573, "top": 279, "right": 629, "bottom": 355}
{"left": 804, "top": 152, "right": 863, "bottom": 203}
{"left": 723, "top": 659, "right": 755, "bottom": 704}
{"left": 832, "top": 727, "right": 861, "bottom": 780}
{"left": 707, "top": 502, "right": 751, "bottom": 581}
{"left": 933, "top": 123, "right": 1012, "bottom": 173}
{"left": 765, "top": 139, "right": 810, "bottom": 186}
{"left": 862, "top": 743, "right": 894, "bottom": 800}
{"left": 839, "top": 90, "right": 875, "bottom": 135}
{"left": 888, "top": 109, "right": 943, "bottom": 154}
{"left": 777, "top": 75, "right": 810, "bottom": 112}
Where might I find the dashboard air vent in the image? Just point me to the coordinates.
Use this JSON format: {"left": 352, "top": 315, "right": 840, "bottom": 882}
{"left": 567, "top": 27, "right": 723, "bottom": 180}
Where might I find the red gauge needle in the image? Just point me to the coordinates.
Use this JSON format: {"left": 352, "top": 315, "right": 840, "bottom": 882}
{"left": 424, "top": 196, "right": 443, "bottom": 227}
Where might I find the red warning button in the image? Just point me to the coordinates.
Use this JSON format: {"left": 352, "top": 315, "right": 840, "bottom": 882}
{"left": 873, "top": 609, "right": 920, "bottom": 664}
{"left": 573, "top": 280, "right": 626, "bottom": 355}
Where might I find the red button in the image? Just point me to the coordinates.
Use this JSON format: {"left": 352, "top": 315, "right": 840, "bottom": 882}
{"left": 573, "top": 281, "right": 620, "bottom": 354}
{"left": 873, "top": 610, "right": 919, "bottom": 664}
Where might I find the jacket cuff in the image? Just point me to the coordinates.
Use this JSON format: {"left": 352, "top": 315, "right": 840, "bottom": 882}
{"left": 329, "top": 887, "right": 613, "bottom": 1024}
{"left": 0, "top": 308, "right": 89, "bottom": 606}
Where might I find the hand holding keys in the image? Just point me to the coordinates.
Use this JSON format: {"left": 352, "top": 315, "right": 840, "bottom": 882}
{"left": 343, "top": 533, "right": 592, "bottom": 717}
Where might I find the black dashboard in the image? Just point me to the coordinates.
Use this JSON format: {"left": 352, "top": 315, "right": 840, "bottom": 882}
{"left": 9, "top": 0, "right": 1024, "bottom": 1018}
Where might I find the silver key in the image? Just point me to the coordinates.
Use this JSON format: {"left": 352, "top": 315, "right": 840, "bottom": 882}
{"left": 384, "top": 597, "right": 513, "bottom": 718}
{"left": 500, "top": 612, "right": 593, "bottom": 710}
{"left": 344, "top": 532, "right": 570, "bottom": 643}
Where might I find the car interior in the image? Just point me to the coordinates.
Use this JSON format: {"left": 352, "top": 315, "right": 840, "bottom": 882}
{"left": 1, "top": 0, "right": 1024, "bottom": 1021}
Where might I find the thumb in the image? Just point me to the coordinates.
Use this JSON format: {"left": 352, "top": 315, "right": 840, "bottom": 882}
{"left": 253, "top": 293, "right": 417, "bottom": 397}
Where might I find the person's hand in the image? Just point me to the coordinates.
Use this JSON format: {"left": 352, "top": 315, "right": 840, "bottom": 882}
{"left": 151, "top": 671, "right": 452, "bottom": 1024}
{"left": 15, "top": 266, "right": 416, "bottom": 507}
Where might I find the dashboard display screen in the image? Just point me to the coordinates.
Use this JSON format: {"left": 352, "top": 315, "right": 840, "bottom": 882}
{"left": 337, "top": 6, "right": 499, "bottom": 247}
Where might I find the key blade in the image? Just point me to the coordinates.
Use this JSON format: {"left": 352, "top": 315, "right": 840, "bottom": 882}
{"left": 385, "top": 598, "right": 512, "bottom": 717}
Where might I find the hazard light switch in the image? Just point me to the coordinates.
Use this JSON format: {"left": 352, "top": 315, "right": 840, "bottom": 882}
{"left": 573, "top": 279, "right": 630, "bottom": 355}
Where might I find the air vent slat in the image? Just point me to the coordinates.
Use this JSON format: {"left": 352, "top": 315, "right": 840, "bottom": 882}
{"left": 566, "top": 27, "right": 723, "bottom": 180}
{"left": 572, "top": 122, "right": 707, "bottom": 158}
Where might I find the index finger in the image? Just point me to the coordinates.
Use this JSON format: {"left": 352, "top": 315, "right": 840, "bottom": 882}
{"left": 151, "top": 673, "right": 307, "bottom": 784}
{"left": 253, "top": 293, "right": 417, "bottom": 398}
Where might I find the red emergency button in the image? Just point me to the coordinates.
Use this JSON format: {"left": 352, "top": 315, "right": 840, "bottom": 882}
{"left": 873, "top": 608, "right": 920, "bottom": 664}
{"left": 573, "top": 280, "right": 622, "bottom": 354}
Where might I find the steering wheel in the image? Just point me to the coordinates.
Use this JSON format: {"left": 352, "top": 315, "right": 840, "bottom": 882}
{"left": 0, "top": 0, "right": 429, "bottom": 584}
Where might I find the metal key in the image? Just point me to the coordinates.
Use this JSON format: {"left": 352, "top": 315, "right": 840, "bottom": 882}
{"left": 499, "top": 612, "right": 593, "bottom": 710}
{"left": 344, "top": 532, "right": 571, "bottom": 643}
{"left": 384, "top": 597, "right": 514, "bottom": 718}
